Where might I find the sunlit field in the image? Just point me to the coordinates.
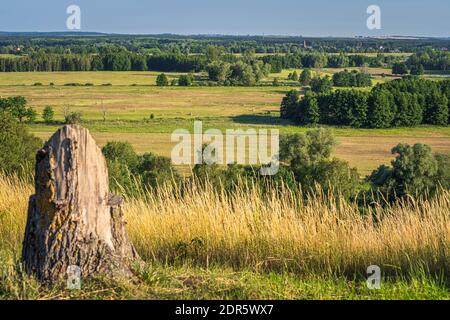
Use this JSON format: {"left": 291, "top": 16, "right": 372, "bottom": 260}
{"left": 1, "top": 71, "right": 450, "bottom": 175}
{"left": 1, "top": 174, "right": 449, "bottom": 299}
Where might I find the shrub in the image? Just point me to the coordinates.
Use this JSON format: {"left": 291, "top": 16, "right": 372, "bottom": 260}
{"left": 102, "top": 141, "right": 179, "bottom": 194}
{"left": 64, "top": 112, "right": 83, "bottom": 124}
{"left": 368, "top": 143, "right": 448, "bottom": 199}
{"left": 0, "top": 113, "right": 42, "bottom": 176}
{"left": 178, "top": 74, "right": 193, "bottom": 86}
{"left": 156, "top": 73, "right": 169, "bottom": 86}
{"left": 0, "top": 96, "right": 36, "bottom": 123}
{"left": 42, "top": 106, "right": 55, "bottom": 124}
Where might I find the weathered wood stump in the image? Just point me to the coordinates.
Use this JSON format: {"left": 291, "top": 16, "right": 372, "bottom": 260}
{"left": 22, "top": 125, "right": 140, "bottom": 283}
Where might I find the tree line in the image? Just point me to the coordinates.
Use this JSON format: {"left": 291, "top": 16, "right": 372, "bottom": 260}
{"left": 407, "top": 49, "right": 450, "bottom": 71}
{"left": 332, "top": 70, "right": 372, "bottom": 87}
{"left": 0, "top": 50, "right": 404, "bottom": 74}
{"left": 0, "top": 52, "right": 207, "bottom": 72}
{"left": 2, "top": 34, "right": 448, "bottom": 56}
{"left": 261, "top": 53, "right": 404, "bottom": 73}
{"left": 281, "top": 77, "right": 450, "bottom": 128}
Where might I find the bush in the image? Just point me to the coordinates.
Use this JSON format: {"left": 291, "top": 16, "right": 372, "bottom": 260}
{"left": 102, "top": 141, "right": 179, "bottom": 194}
{"left": 279, "top": 128, "right": 361, "bottom": 199}
{"left": 178, "top": 74, "right": 194, "bottom": 86}
{"left": 102, "top": 141, "right": 141, "bottom": 192}
{"left": 368, "top": 143, "right": 449, "bottom": 199}
{"left": 42, "top": 106, "right": 55, "bottom": 124}
{"left": 156, "top": 73, "right": 169, "bottom": 86}
{"left": 0, "top": 96, "right": 36, "bottom": 123}
{"left": 0, "top": 113, "right": 42, "bottom": 176}
{"left": 64, "top": 112, "right": 83, "bottom": 124}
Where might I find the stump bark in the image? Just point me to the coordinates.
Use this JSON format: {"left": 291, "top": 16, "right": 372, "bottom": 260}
{"left": 22, "top": 125, "right": 139, "bottom": 283}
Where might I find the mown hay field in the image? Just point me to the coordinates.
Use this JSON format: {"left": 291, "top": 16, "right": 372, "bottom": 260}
{"left": 0, "top": 71, "right": 449, "bottom": 176}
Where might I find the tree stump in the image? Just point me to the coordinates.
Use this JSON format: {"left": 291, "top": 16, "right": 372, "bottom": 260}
{"left": 22, "top": 125, "right": 140, "bottom": 283}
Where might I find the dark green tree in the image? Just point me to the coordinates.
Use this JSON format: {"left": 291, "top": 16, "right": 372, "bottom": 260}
{"left": 310, "top": 76, "right": 332, "bottom": 94}
{"left": 410, "top": 64, "right": 424, "bottom": 76}
{"left": 393, "top": 92, "right": 423, "bottom": 127}
{"left": 424, "top": 91, "right": 449, "bottom": 125}
{"left": 367, "top": 88, "right": 395, "bottom": 128}
{"left": 298, "top": 91, "right": 320, "bottom": 125}
{"left": 280, "top": 90, "right": 300, "bottom": 119}
{"left": 392, "top": 62, "right": 409, "bottom": 75}
{"left": 156, "top": 73, "right": 169, "bottom": 86}
{"left": 300, "top": 69, "right": 312, "bottom": 86}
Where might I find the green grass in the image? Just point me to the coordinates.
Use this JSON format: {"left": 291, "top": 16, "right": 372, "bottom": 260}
{"left": 1, "top": 259, "right": 448, "bottom": 300}
{"left": 1, "top": 71, "right": 449, "bottom": 175}
{"left": 0, "top": 71, "right": 189, "bottom": 86}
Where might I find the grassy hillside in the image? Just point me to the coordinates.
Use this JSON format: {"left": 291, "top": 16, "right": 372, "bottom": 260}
{"left": 0, "top": 174, "right": 449, "bottom": 299}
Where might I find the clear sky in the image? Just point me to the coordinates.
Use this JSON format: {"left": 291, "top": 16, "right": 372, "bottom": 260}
{"left": 0, "top": 0, "right": 449, "bottom": 37}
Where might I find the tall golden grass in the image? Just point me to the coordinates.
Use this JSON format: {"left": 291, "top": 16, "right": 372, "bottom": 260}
{"left": 1, "top": 173, "right": 449, "bottom": 277}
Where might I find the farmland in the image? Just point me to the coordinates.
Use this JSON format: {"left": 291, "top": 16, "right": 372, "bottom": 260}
{"left": 1, "top": 70, "right": 450, "bottom": 175}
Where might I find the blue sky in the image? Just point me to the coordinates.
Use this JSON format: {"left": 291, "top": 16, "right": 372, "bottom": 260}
{"left": 0, "top": 0, "right": 448, "bottom": 37}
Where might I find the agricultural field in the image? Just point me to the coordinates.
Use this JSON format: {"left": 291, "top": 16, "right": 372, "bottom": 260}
{"left": 0, "top": 69, "right": 450, "bottom": 175}
{"left": 1, "top": 71, "right": 450, "bottom": 175}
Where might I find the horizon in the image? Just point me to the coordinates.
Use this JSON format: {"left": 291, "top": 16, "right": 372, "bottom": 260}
{"left": 0, "top": 31, "right": 447, "bottom": 39}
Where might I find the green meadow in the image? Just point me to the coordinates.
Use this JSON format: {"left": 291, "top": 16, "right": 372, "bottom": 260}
{"left": 1, "top": 70, "right": 450, "bottom": 175}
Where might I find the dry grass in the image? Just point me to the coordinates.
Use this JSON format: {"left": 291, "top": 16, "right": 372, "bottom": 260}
{"left": 2, "top": 173, "right": 447, "bottom": 278}
{"left": 125, "top": 181, "right": 450, "bottom": 276}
